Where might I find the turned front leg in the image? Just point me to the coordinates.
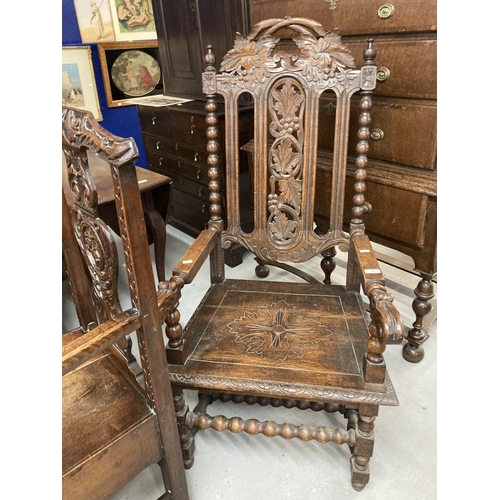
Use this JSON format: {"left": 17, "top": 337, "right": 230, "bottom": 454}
{"left": 350, "top": 404, "right": 378, "bottom": 492}
{"left": 403, "top": 274, "right": 435, "bottom": 363}
{"left": 172, "top": 386, "right": 195, "bottom": 469}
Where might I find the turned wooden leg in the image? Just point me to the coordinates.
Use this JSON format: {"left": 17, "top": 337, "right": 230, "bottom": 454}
{"left": 350, "top": 405, "right": 377, "bottom": 491}
{"left": 403, "top": 275, "right": 435, "bottom": 363}
{"left": 320, "top": 247, "right": 337, "bottom": 285}
{"left": 172, "top": 387, "right": 195, "bottom": 469}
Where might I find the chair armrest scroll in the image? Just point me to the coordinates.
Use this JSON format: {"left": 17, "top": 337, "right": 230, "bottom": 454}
{"left": 172, "top": 227, "right": 219, "bottom": 284}
{"left": 62, "top": 309, "right": 141, "bottom": 376}
{"left": 351, "top": 233, "right": 404, "bottom": 342}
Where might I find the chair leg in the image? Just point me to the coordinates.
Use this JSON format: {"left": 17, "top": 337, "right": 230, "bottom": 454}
{"left": 403, "top": 275, "right": 434, "bottom": 363}
{"left": 350, "top": 406, "right": 377, "bottom": 491}
{"left": 172, "top": 387, "right": 195, "bottom": 469}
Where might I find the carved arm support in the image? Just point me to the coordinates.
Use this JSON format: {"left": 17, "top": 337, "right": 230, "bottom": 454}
{"left": 172, "top": 227, "right": 219, "bottom": 285}
{"left": 351, "top": 233, "right": 404, "bottom": 345}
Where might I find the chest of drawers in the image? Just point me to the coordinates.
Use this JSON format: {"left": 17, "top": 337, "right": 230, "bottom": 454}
{"left": 249, "top": 0, "right": 437, "bottom": 362}
{"left": 138, "top": 100, "right": 254, "bottom": 266}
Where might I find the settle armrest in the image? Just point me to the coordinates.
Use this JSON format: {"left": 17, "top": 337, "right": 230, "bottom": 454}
{"left": 172, "top": 227, "right": 219, "bottom": 284}
{"left": 351, "top": 233, "right": 404, "bottom": 342}
{"left": 62, "top": 309, "right": 141, "bottom": 376}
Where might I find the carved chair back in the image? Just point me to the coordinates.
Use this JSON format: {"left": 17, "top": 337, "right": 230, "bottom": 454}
{"left": 202, "top": 17, "right": 376, "bottom": 269}
{"left": 62, "top": 105, "right": 189, "bottom": 500}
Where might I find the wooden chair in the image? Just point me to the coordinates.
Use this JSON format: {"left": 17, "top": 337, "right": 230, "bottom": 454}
{"left": 161, "top": 18, "right": 405, "bottom": 492}
{"left": 62, "top": 106, "right": 189, "bottom": 500}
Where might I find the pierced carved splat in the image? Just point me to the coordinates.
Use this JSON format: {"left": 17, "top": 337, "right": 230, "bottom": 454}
{"left": 228, "top": 300, "right": 333, "bottom": 361}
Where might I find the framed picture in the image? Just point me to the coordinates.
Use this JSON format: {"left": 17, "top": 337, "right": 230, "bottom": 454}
{"left": 62, "top": 46, "right": 103, "bottom": 121}
{"left": 109, "top": 0, "right": 157, "bottom": 41}
{"left": 72, "top": 0, "right": 116, "bottom": 43}
{"left": 98, "top": 41, "right": 163, "bottom": 108}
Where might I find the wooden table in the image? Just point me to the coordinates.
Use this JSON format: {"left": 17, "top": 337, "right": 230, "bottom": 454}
{"left": 63, "top": 152, "right": 172, "bottom": 282}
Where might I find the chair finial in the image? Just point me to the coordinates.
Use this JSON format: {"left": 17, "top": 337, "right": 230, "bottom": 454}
{"left": 204, "top": 45, "right": 216, "bottom": 71}
{"left": 363, "top": 38, "right": 376, "bottom": 66}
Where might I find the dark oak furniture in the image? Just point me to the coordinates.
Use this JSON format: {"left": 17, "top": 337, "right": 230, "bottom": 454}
{"left": 62, "top": 152, "right": 172, "bottom": 282}
{"left": 249, "top": 0, "right": 437, "bottom": 363}
{"left": 161, "top": 18, "right": 404, "bottom": 491}
{"left": 62, "top": 106, "right": 189, "bottom": 500}
{"left": 137, "top": 101, "right": 253, "bottom": 267}
{"left": 137, "top": 0, "right": 253, "bottom": 267}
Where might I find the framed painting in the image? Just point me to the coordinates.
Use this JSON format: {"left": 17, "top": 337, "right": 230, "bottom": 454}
{"left": 73, "top": 0, "right": 116, "bottom": 43}
{"left": 109, "top": 0, "right": 157, "bottom": 41}
{"left": 98, "top": 41, "right": 163, "bottom": 107}
{"left": 62, "top": 46, "right": 102, "bottom": 121}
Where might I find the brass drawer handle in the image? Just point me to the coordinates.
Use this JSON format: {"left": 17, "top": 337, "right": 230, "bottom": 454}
{"left": 158, "top": 157, "right": 163, "bottom": 166}
{"left": 156, "top": 141, "right": 162, "bottom": 150}
{"left": 376, "top": 67, "right": 390, "bottom": 82}
{"left": 190, "top": 116, "right": 195, "bottom": 134}
{"left": 175, "top": 142, "right": 179, "bottom": 151}
{"left": 201, "top": 205, "right": 207, "bottom": 213}
{"left": 151, "top": 115, "right": 158, "bottom": 125}
{"left": 196, "top": 170, "right": 201, "bottom": 180}
{"left": 194, "top": 152, "right": 200, "bottom": 162}
{"left": 371, "top": 128, "right": 385, "bottom": 141}
{"left": 363, "top": 201, "right": 373, "bottom": 214}
{"left": 378, "top": 3, "right": 394, "bottom": 19}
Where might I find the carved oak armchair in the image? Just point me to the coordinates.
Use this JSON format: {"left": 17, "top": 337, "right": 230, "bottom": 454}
{"left": 162, "top": 18, "right": 404, "bottom": 491}
{"left": 62, "top": 106, "right": 189, "bottom": 500}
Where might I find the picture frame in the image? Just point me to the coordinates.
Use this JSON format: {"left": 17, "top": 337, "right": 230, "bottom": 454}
{"left": 72, "top": 0, "right": 116, "bottom": 43}
{"left": 109, "top": 0, "right": 157, "bottom": 41}
{"left": 97, "top": 41, "right": 163, "bottom": 108}
{"left": 62, "top": 46, "right": 103, "bottom": 121}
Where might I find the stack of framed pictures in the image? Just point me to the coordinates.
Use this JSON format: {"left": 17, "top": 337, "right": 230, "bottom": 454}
{"left": 72, "top": 0, "right": 157, "bottom": 43}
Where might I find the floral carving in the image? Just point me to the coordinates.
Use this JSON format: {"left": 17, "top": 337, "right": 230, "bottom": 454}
{"left": 228, "top": 301, "right": 333, "bottom": 361}
{"left": 294, "top": 30, "right": 355, "bottom": 81}
{"left": 220, "top": 33, "right": 279, "bottom": 83}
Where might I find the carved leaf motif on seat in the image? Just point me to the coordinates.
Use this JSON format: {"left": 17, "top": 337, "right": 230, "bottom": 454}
{"left": 228, "top": 300, "right": 333, "bottom": 361}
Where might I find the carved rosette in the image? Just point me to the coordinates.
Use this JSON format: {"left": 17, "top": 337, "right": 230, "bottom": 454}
{"left": 228, "top": 300, "right": 332, "bottom": 361}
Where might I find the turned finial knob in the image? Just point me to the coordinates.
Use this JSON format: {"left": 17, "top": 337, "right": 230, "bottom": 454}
{"left": 363, "top": 38, "right": 376, "bottom": 65}
{"left": 204, "top": 45, "right": 216, "bottom": 71}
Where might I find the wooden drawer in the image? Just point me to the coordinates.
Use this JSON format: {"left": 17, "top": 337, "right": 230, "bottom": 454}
{"left": 249, "top": 0, "right": 437, "bottom": 35}
{"left": 167, "top": 171, "right": 211, "bottom": 202}
{"left": 143, "top": 134, "right": 209, "bottom": 165}
{"left": 138, "top": 101, "right": 225, "bottom": 149}
{"left": 315, "top": 161, "right": 433, "bottom": 249}
{"left": 169, "top": 189, "right": 211, "bottom": 232}
{"left": 344, "top": 35, "right": 437, "bottom": 99}
{"left": 146, "top": 151, "right": 213, "bottom": 187}
{"left": 318, "top": 95, "right": 437, "bottom": 169}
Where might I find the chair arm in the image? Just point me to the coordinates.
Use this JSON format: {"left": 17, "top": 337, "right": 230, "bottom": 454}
{"left": 351, "top": 233, "right": 404, "bottom": 342}
{"left": 172, "top": 227, "right": 219, "bottom": 284}
{"left": 62, "top": 309, "right": 141, "bottom": 376}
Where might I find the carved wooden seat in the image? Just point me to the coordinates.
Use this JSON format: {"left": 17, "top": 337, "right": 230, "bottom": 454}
{"left": 62, "top": 106, "right": 189, "bottom": 500}
{"left": 161, "top": 18, "right": 404, "bottom": 491}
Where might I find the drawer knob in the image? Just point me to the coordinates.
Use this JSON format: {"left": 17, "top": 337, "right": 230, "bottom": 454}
{"left": 378, "top": 3, "right": 394, "bottom": 19}
{"left": 376, "top": 67, "right": 390, "bottom": 82}
{"left": 198, "top": 188, "right": 203, "bottom": 197}
{"left": 194, "top": 152, "right": 200, "bottom": 162}
{"left": 370, "top": 128, "right": 385, "bottom": 141}
{"left": 156, "top": 141, "right": 162, "bottom": 150}
{"left": 151, "top": 115, "right": 157, "bottom": 125}
{"left": 201, "top": 205, "right": 207, "bottom": 213}
{"left": 190, "top": 116, "right": 195, "bottom": 134}
{"left": 196, "top": 170, "right": 201, "bottom": 180}
{"left": 363, "top": 201, "right": 373, "bottom": 214}
{"left": 175, "top": 142, "right": 179, "bottom": 151}
{"left": 158, "top": 157, "right": 163, "bottom": 166}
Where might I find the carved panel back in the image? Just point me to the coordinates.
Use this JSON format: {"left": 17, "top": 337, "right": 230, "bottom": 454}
{"left": 204, "top": 18, "right": 375, "bottom": 264}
